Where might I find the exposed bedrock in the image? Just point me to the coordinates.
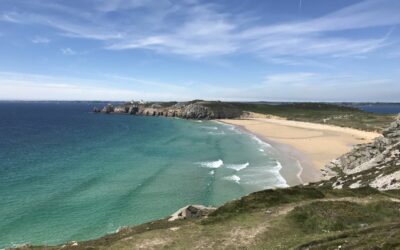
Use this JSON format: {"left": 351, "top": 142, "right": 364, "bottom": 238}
{"left": 95, "top": 101, "right": 242, "bottom": 120}
{"left": 324, "top": 115, "right": 400, "bottom": 190}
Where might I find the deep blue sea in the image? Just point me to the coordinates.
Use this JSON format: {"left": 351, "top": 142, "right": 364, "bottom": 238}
{"left": 0, "top": 102, "right": 287, "bottom": 248}
{"left": 353, "top": 103, "right": 400, "bottom": 114}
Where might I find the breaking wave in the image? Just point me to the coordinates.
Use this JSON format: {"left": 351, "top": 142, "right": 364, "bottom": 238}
{"left": 197, "top": 159, "right": 224, "bottom": 169}
{"left": 226, "top": 162, "right": 249, "bottom": 171}
{"left": 223, "top": 175, "right": 241, "bottom": 183}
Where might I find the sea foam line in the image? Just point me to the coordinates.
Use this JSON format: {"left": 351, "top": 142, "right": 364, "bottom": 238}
{"left": 197, "top": 159, "right": 224, "bottom": 169}
{"left": 201, "top": 126, "right": 218, "bottom": 130}
{"left": 223, "top": 175, "right": 241, "bottom": 183}
{"left": 251, "top": 135, "right": 272, "bottom": 148}
{"left": 226, "top": 162, "right": 249, "bottom": 171}
{"left": 208, "top": 131, "right": 225, "bottom": 135}
{"left": 295, "top": 159, "right": 304, "bottom": 184}
{"left": 269, "top": 161, "right": 289, "bottom": 188}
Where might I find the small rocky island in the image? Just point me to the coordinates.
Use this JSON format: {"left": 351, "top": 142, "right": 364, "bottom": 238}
{"left": 92, "top": 100, "right": 242, "bottom": 119}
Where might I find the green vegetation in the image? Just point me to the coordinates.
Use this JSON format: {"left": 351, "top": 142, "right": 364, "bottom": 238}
{"left": 188, "top": 100, "right": 394, "bottom": 132}
{"left": 25, "top": 186, "right": 400, "bottom": 250}
{"left": 227, "top": 102, "right": 395, "bottom": 132}
{"left": 139, "top": 100, "right": 395, "bottom": 131}
{"left": 287, "top": 200, "right": 400, "bottom": 233}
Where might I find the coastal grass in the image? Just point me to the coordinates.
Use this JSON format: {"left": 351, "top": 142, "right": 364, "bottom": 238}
{"left": 142, "top": 100, "right": 395, "bottom": 131}
{"left": 226, "top": 102, "right": 395, "bottom": 132}
{"left": 199, "top": 101, "right": 394, "bottom": 132}
{"left": 23, "top": 186, "right": 400, "bottom": 250}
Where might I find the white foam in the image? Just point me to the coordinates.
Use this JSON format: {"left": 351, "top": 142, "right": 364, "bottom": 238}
{"left": 268, "top": 161, "right": 288, "bottom": 187}
{"left": 213, "top": 121, "right": 242, "bottom": 134}
{"left": 251, "top": 135, "right": 272, "bottom": 148}
{"left": 209, "top": 170, "right": 215, "bottom": 175}
{"left": 226, "top": 162, "right": 249, "bottom": 171}
{"left": 223, "top": 175, "right": 241, "bottom": 183}
{"left": 295, "top": 160, "right": 304, "bottom": 184}
{"left": 259, "top": 148, "right": 264, "bottom": 152}
{"left": 202, "top": 126, "right": 218, "bottom": 130}
{"left": 198, "top": 159, "right": 224, "bottom": 169}
{"left": 207, "top": 131, "right": 225, "bottom": 135}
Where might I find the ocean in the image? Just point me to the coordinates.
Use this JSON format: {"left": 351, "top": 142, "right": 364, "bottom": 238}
{"left": 352, "top": 103, "right": 400, "bottom": 114}
{"left": 0, "top": 102, "right": 287, "bottom": 248}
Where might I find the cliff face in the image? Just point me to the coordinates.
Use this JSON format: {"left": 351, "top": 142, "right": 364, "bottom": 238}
{"left": 323, "top": 116, "right": 400, "bottom": 190}
{"left": 94, "top": 101, "right": 242, "bottom": 120}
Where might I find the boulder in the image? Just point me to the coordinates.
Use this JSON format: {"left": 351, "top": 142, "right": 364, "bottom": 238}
{"left": 168, "top": 205, "right": 216, "bottom": 221}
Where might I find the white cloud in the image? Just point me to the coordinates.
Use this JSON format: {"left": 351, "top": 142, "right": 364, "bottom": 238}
{"left": 61, "top": 48, "right": 76, "bottom": 55}
{"left": 0, "top": 72, "right": 195, "bottom": 101}
{"left": 32, "top": 36, "right": 50, "bottom": 44}
{"left": 1, "top": 0, "right": 399, "bottom": 59}
{"left": 0, "top": 12, "right": 22, "bottom": 23}
{"left": 0, "top": 71, "right": 398, "bottom": 102}
{"left": 192, "top": 72, "right": 400, "bottom": 102}
{"left": 95, "top": 0, "right": 160, "bottom": 12}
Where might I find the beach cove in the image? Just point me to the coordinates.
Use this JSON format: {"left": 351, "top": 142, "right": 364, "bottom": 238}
{"left": 220, "top": 118, "right": 380, "bottom": 184}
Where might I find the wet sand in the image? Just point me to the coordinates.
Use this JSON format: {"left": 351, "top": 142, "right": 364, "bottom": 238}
{"left": 219, "top": 118, "right": 380, "bottom": 184}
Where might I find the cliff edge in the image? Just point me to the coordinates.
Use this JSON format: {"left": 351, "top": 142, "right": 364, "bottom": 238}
{"left": 322, "top": 116, "right": 400, "bottom": 190}
{"left": 93, "top": 100, "right": 242, "bottom": 119}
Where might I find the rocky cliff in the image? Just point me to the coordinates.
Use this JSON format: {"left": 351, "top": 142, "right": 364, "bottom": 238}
{"left": 322, "top": 116, "right": 400, "bottom": 190}
{"left": 93, "top": 101, "right": 242, "bottom": 120}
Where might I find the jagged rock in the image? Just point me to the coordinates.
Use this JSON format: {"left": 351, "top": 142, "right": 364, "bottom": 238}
{"left": 168, "top": 205, "right": 216, "bottom": 221}
{"left": 114, "top": 105, "right": 129, "bottom": 113}
{"left": 128, "top": 106, "right": 139, "bottom": 114}
{"left": 182, "top": 104, "right": 213, "bottom": 119}
{"left": 93, "top": 107, "right": 101, "bottom": 113}
{"left": 151, "top": 103, "right": 162, "bottom": 108}
{"left": 95, "top": 100, "right": 241, "bottom": 119}
{"left": 325, "top": 116, "right": 400, "bottom": 190}
{"left": 101, "top": 104, "right": 114, "bottom": 114}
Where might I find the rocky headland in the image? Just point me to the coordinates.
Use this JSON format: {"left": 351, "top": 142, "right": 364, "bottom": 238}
{"left": 93, "top": 100, "right": 242, "bottom": 119}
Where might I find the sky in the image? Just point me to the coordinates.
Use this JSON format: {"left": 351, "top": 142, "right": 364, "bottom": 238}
{"left": 0, "top": 0, "right": 399, "bottom": 102}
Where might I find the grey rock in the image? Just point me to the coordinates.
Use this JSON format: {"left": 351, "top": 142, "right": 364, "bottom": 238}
{"left": 101, "top": 104, "right": 114, "bottom": 114}
{"left": 325, "top": 116, "right": 400, "bottom": 190}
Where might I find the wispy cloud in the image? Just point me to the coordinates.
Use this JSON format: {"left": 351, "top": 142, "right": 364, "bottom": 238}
{"left": 298, "top": 0, "right": 303, "bottom": 11}
{"left": 0, "top": 71, "right": 193, "bottom": 101}
{"left": 31, "top": 36, "right": 50, "bottom": 44}
{"left": 102, "top": 74, "right": 187, "bottom": 91}
{"left": 197, "top": 72, "right": 399, "bottom": 102}
{"left": 61, "top": 48, "right": 76, "bottom": 55}
{"left": 1, "top": 0, "right": 399, "bottom": 59}
{"left": 0, "top": 12, "right": 22, "bottom": 23}
{"left": 0, "top": 70, "right": 398, "bottom": 102}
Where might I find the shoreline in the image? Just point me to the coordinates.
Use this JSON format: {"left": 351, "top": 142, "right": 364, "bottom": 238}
{"left": 219, "top": 118, "right": 380, "bottom": 186}
{"left": 220, "top": 122, "right": 319, "bottom": 186}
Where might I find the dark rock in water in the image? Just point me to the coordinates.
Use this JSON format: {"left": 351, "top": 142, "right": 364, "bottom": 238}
{"left": 101, "top": 104, "right": 114, "bottom": 114}
{"left": 92, "top": 107, "right": 101, "bottom": 113}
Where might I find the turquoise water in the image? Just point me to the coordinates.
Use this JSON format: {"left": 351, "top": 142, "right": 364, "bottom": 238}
{"left": 0, "top": 102, "right": 286, "bottom": 248}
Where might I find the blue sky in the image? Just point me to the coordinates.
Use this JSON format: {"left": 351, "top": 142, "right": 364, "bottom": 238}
{"left": 0, "top": 0, "right": 399, "bottom": 101}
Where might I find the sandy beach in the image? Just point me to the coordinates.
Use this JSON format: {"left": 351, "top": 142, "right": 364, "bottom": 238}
{"left": 219, "top": 118, "right": 380, "bottom": 184}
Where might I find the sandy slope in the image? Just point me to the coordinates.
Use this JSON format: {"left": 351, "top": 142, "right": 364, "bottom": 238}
{"left": 219, "top": 118, "right": 380, "bottom": 183}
